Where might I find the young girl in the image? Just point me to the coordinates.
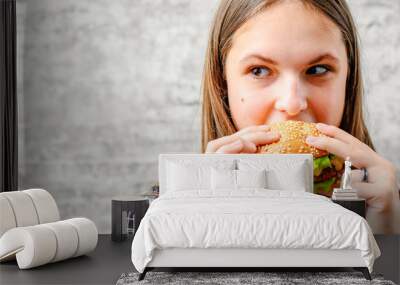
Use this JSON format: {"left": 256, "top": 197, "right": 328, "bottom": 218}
{"left": 201, "top": 0, "right": 399, "bottom": 233}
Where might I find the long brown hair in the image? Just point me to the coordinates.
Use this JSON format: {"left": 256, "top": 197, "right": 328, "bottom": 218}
{"left": 201, "top": 0, "right": 375, "bottom": 153}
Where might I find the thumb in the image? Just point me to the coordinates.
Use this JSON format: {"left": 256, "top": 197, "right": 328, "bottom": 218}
{"left": 351, "top": 169, "right": 364, "bottom": 183}
{"left": 352, "top": 181, "right": 392, "bottom": 212}
{"left": 352, "top": 181, "right": 375, "bottom": 200}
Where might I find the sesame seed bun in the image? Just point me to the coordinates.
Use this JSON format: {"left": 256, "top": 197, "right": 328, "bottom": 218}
{"left": 257, "top": 120, "right": 328, "bottom": 158}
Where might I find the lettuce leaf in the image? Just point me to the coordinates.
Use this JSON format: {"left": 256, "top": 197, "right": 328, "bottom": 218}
{"left": 314, "top": 177, "right": 336, "bottom": 193}
{"left": 313, "top": 155, "right": 332, "bottom": 176}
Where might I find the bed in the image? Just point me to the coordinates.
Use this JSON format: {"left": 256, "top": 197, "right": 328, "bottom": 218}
{"left": 131, "top": 153, "right": 380, "bottom": 281}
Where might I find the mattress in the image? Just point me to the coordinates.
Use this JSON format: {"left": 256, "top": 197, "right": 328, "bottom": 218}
{"left": 131, "top": 189, "right": 380, "bottom": 273}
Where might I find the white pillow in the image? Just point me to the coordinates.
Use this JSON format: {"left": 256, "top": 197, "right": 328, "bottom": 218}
{"left": 211, "top": 168, "right": 236, "bottom": 190}
{"left": 166, "top": 159, "right": 236, "bottom": 192}
{"left": 211, "top": 168, "right": 268, "bottom": 190}
{"left": 266, "top": 162, "right": 307, "bottom": 191}
{"left": 238, "top": 159, "right": 308, "bottom": 191}
{"left": 167, "top": 162, "right": 210, "bottom": 191}
{"left": 236, "top": 169, "right": 267, "bottom": 189}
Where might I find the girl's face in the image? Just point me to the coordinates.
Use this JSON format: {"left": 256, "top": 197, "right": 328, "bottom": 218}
{"left": 225, "top": 0, "right": 348, "bottom": 129}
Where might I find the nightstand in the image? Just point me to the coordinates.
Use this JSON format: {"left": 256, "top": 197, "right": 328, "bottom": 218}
{"left": 111, "top": 196, "right": 149, "bottom": 242}
{"left": 332, "top": 198, "right": 366, "bottom": 218}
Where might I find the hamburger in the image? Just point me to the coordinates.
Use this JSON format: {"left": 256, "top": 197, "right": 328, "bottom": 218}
{"left": 257, "top": 120, "right": 344, "bottom": 197}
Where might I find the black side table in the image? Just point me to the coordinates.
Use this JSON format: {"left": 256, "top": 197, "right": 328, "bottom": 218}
{"left": 111, "top": 196, "right": 149, "bottom": 242}
{"left": 332, "top": 198, "right": 366, "bottom": 218}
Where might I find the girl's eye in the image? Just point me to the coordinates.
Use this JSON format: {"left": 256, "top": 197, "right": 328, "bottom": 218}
{"left": 250, "top": 67, "right": 270, "bottom": 78}
{"left": 306, "top": 65, "right": 330, "bottom": 76}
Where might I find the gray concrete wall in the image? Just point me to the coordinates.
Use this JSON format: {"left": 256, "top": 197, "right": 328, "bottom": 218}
{"left": 16, "top": 0, "right": 400, "bottom": 234}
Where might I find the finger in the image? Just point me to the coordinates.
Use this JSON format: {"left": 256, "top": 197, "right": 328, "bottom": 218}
{"left": 351, "top": 169, "right": 364, "bottom": 183}
{"left": 315, "top": 123, "right": 355, "bottom": 144}
{"left": 206, "top": 125, "right": 272, "bottom": 153}
{"left": 316, "top": 123, "right": 383, "bottom": 168}
{"left": 305, "top": 135, "right": 349, "bottom": 159}
{"left": 240, "top": 131, "right": 281, "bottom": 146}
{"left": 352, "top": 181, "right": 376, "bottom": 200}
{"left": 240, "top": 139, "right": 258, "bottom": 153}
{"left": 306, "top": 135, "right": 377, "bottom": 169}
{"left": 215, "top": 138, "right": 256, "bottom": 154}
{"left": 215, "top": 139, "right": 243, "bottom": 154}
{"left": 236, "top": 125, "right": 270, "bottom": 136}
{"left": 353, "top": 181, "right": 393, "bottom": 211}
{"left": 206, "top": 135, "right": 238, "bottom": 153}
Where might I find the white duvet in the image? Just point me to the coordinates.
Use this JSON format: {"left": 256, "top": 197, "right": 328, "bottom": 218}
{"left": 131, "top": 189, "right": 380, "bottom": 273}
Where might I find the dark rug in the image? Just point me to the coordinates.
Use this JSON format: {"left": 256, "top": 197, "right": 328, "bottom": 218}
{"left": 116, "top": 271, "right": 396, "bottom": 285}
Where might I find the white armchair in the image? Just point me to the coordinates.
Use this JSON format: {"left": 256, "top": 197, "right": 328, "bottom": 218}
{"left": 0, "top": 189, "right": 98, "bottom": 269}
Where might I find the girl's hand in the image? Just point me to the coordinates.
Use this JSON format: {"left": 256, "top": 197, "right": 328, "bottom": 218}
{"left": 305, "top": 122, "right": 399, "bottom": 213}
{"left": 205, "top": 125, "right": 281, "bottom": 154}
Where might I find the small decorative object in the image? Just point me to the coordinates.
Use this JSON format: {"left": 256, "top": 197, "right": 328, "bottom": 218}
{"left": 340, "top": 156, "right": 352, "bottom": 190}
{"left": 142, "top": 183, "right": 160, "bottom": 205}
{"left": 152, "top": 182, "right": 159, "bottom": 197}
{"left": 332, "top": 157, "right": 359, "bottom": 200}
{"left": 111, "top": 196, "right": 149, "bottom": 242}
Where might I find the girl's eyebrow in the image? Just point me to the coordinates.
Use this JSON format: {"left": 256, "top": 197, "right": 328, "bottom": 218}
{"left": 239, "top": 54, "right": 277, "bottom": 65}
{"left": 308, "top": 53, "right": 339, "bottom": 65}
{"left": 239, "top": 53, "right": 339, "bottom": 65}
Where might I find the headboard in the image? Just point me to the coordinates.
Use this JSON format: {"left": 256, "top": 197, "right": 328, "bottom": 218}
{"left": 158, "top": 153, "right": 314, "bottom": 195}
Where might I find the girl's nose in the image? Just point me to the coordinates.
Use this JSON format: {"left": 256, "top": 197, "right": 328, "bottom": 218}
{"left": 274, "top": 76, "right": 308, "bottom": 116}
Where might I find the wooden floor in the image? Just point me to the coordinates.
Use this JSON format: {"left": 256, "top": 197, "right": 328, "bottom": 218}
{"left": 0, "top": 235, "right": 398, "bottom": 284}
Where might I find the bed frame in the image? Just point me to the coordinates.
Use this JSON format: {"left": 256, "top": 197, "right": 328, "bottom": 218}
{"left": 138, "top": 154, "right": 372, "bottom": 281}
{"left": 140, "top": 248, "right": 371, "bottom": 280}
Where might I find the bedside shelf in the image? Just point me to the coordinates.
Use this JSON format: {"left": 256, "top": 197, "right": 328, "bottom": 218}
{"left": 332, "top": 198, "right": 366, "bottom": 218}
